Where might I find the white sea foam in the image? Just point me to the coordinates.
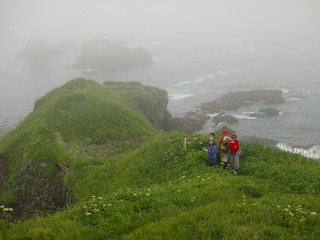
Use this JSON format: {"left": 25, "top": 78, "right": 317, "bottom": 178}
{"left": 284, "top": 97, "right": 300, "bottom": 102}
{"left": 233, "top": 114, "right": 257, "bottom": 120}
{"left": 174, "top": 68, "right": 241, "bottom": 87}
{"left": 279, "top": 88, "right": 290, "bottom": 94}
{"left": 192, "top": 108, "right": 201, "bottom": 113}
{"left": 168, "top": 93, "right": 194, "bottom": 101}
{"left": 208, "top": 113, "right": 220, "bottom": 118}
{"left": 174, "top": 77, "right": 204, "bottom": 87}
{"left": 173, "top": 81, "right": 192, "bottom": 87}
{"left": 276, "top": 142, "right": 320, "bottom": 160}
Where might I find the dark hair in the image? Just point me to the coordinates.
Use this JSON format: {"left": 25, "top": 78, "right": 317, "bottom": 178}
{"left": 210, "top": 132, "right": 215, "bottom": 136}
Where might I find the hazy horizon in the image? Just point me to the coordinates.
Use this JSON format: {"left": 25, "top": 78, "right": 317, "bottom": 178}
{"left": 1, "top": 0, "right": 320, "bottom": 58}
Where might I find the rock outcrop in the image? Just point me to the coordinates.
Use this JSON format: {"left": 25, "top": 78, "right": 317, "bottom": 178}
{"left": 16, "top": 37, "right": 61, "bottom": 59}
{"left": 104, "top": 81, "right": 172, "bottom": 131}
{"left": 250, "top": 107, "right": 280, "bottom": 118}
{"left": 176, "top": 89, "right": 285, "bottom": 132}
{"left": 74, "top": 39, "right": 153, "bottom": 71}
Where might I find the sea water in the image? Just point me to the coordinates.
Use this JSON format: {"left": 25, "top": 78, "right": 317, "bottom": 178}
{"left": 0, "top": 42, "right": 319, "bottom": 158}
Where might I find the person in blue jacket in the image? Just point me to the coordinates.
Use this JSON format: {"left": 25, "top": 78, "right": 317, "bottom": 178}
{"left": 204, "top": 139, "right": 217, "bottom": 167}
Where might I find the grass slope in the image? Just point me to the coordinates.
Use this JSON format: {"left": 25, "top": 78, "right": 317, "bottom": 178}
{"left": 0, "top": 79, "right": 319, "bottom": 239}
{"left": 0, "top": 78, "right": 157, "bottom": 213}
{"left": 1, "top": 132, "right": 320, "bottom": 239}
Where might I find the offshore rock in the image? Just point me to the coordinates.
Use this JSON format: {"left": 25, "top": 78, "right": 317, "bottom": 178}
{"left": 74, "top": 39, "right": 153, "bottom": 72}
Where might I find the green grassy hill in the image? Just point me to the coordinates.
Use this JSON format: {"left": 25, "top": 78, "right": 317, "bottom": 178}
{"left": 0, "top": 78, "right": 157, "bottom": 217}
{"left": 0, "top": 78, "right": 319, "bottom": 239}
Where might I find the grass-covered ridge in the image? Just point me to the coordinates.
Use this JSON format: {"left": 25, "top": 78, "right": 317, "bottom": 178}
{"left": 0, "top": 78, "right": 319, "bottom": 239}
{"left": 0, "top": 78, "right": 157, "bottom": 216}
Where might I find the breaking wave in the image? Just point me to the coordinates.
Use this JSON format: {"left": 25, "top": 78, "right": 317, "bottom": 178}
{"left": 168, "top": 93, "right": 194, "bottom": 101}
{"left": 233, "top": 114, "right": 257, "bottom": 120}
{"left": 276, "top": 142, "right": 320, "bottom": 160}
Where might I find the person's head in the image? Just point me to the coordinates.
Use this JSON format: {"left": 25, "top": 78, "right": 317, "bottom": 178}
{"left": 209, "top": 139, "right": 215, "bottom": 145}
{"left": 222, "top": 129, "right": 228, "bottom": 136}
{"left": 231, "top": 133, "right": 237, "bottom": 139}
{"left": 209, "top": 132, "right": 215, "bottom": 140}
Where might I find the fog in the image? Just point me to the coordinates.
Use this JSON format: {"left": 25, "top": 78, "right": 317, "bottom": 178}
{"left": 1, "top": 0, "right": 320, "bottom": 147}
{"left": 1, "top": 0, "right": 320, "bottom": 57}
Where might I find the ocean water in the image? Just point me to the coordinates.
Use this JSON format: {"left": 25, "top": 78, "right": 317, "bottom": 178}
{"left": 0, "top": 42, "right": 319, "bottom": 158}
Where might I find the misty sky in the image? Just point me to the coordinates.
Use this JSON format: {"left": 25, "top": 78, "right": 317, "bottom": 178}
{"left": 1, "top": 0, "right": 320, "bottom": 56}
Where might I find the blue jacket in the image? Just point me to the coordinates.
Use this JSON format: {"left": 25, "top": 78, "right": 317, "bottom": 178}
{"left": 207, "top": 145, "right": 217, "bottom": 159}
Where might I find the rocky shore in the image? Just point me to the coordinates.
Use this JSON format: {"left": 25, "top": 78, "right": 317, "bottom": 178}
{"left": 171, "top": 89, "right": 284, "bottom": 132}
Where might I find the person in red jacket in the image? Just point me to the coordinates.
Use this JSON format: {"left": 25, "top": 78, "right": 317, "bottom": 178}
{"left": 228, "top": 132, "right": 240, "bottom": 175}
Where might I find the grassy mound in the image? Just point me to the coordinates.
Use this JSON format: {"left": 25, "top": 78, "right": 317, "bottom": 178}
{"left": 0, "top": 78, "right": 157, "bottom": 216}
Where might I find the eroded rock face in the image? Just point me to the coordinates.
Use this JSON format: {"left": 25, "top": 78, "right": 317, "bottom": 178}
{"left": 16, "top": 159, "right": 74, "bottom": 216}
{"left": 0, "top": 153, "right": 9, "bottom": 189}
{"left": 0, "top": 155, "right": 74, "bottom": 220}
{"left": 74, "top": 39, "right": 153, "bottom": 71}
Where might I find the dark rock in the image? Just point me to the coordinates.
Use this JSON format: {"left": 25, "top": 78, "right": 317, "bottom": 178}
{"left": 177, "top": 89, "right": 285, "bottom": 132}
{"left": 219, "top": 89, "right": 284, "bottom": 105}
{"left": 258, "top": 108, "right": 280, "bottom": 117}
{"left": 213, "top": 113, "right": 239, "bottom": 125}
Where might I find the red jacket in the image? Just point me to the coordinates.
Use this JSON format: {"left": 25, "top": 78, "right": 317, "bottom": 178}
{"left": 228, "top": 139, "right": 239, "bottom": 156}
